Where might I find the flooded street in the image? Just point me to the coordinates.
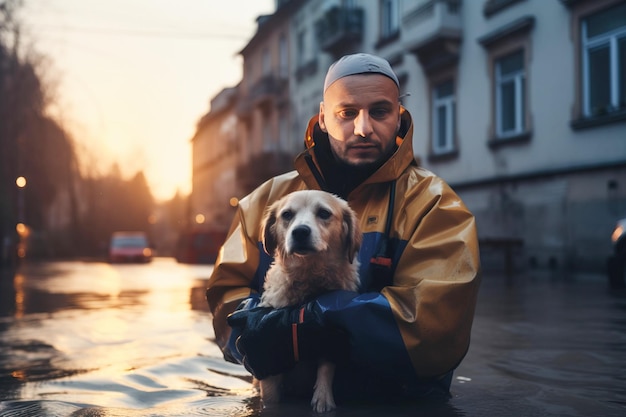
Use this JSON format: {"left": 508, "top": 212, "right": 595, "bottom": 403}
{"left": 0, "top": 259, "right": 625, "bottom": 416}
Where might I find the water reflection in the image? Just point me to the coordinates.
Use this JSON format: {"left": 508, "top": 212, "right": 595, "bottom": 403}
{"left": 0, "top": 259, "right": 225, "bottom": 412}
{"left": 0, "top": 260, "right": 214, "bottom": 317}
{"left": 0, "top": 261, "right": 625, "bottom": 416}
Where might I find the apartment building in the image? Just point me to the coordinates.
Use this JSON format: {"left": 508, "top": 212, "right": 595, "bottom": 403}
{"left": 191, "top": 0, "right": 626, "bottom": 272}
{"left": 189, "top": 1, "right": 301, "bottom": 233}
{"left": 190, "top": 87, "right": 239, "bottom": 232}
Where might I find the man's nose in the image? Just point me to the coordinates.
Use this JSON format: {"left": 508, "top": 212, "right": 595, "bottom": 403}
{"left": 354, "top": 111, "right": 373, "bottom": 137}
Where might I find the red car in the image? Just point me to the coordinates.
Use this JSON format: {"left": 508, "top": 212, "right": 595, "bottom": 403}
{"left": 109, "top": 232, "right": 152, "bottom": 263}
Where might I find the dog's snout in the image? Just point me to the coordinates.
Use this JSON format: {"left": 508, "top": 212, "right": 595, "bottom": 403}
{"left": 292, "top": 225, "right": 311, "bottom": 243}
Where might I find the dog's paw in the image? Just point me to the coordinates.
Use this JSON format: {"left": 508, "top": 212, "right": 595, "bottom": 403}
{"left": 311, "top": 387, "right": 336, "bottom": 413}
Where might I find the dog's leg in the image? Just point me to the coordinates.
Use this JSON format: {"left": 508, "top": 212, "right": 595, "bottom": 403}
{"left": 311, "top": 360, "right": 336, "bottom": 413}
{"left": 260, "top": 375, "right": 282, "bottom": 406}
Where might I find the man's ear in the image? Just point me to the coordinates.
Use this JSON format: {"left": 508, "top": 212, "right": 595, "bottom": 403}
{"left": 319, "top": 101, "right": 327, "bottom": 133}
{"left": 396, "top": 105, "right": 402, "bottom": 132}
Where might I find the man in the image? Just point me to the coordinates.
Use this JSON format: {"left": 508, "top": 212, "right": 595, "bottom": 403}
{"left": 206, "top": 53, "right": 481, "bottom": 402}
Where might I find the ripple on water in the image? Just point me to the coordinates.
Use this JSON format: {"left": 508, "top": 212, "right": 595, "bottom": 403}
{"left": 0, "top": 396, "right": 262, "bottom": 417}
{"left": 490, "top": 348, "right": 626, "bottom": 404}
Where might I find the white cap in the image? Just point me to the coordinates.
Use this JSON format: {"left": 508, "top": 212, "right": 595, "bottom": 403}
{"left": 323, "top": 53, "right": 399, "bottom": 92}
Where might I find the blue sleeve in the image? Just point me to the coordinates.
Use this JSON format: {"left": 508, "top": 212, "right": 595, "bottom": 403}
{"left": 314, "top": 290, "right": 419, "bottom": 384}
{"left": 224, "top": 294, "right": 260, "bottom": 364}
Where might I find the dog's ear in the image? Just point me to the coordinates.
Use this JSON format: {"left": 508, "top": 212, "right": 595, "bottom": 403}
{"left": 261, "top": 202, "right": 278, "bottom": 256}
{"left": 342, "top": 207, "right": 362, "bottom": 263}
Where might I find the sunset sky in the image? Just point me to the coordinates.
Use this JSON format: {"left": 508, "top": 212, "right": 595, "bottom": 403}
{"left": 20, "top": 0, "right": 275, "bottom": 201}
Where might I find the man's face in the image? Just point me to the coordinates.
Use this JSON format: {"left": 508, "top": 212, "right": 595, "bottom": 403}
{"left": 319, "top": 74, "right": 401, "bottom": 167}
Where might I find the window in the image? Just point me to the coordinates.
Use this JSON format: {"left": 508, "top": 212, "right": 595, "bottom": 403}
{"left": 478, "top": 16, "right": 534, "bottom": 145}
{"left": 262, "top": 48, "right": 271, "bottom": 77}
{"left": 495, "top": 50, "right": 525, "bottom": 137}
{"left": 296, "top": 30, "right": 306, "bottom": 67}
{"left": 432, "top": 80, "right": 456, "bottom": 154}
{"left": 262, "top": 119, "right": 275, "bottom": 152}
{"left": 380, "top": 0, "right": 399, "bottom": 40}
{"left": 581, "top": 3, "right": 626, "bottom": 117}
{"left": 295, "top": 28, "right": 318, "bottom": 82}
{"left": 279, "top": 35, "right": 288, "bottom": 78}
{"left": 566, "top": 0, "right": 626, "bottom": 128}
{"left": 278, "top": 117, "right": 289, "bottom": 152}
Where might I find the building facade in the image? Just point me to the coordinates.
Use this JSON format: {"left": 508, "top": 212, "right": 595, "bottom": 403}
{"left": 190, "top": 87, "right": 240, "bottom": 233}
{"left": 191, "top": 0, "right": 626, "bottom": 272}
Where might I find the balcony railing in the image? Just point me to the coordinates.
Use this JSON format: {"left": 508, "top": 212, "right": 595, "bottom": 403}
{"left": 295, "top": 57, "right": 318, "bottom": 83}
{"left": 315, "top": 6, "right": 364, "bottom": 56}
{"left": 249, "top": 75, "right": 288, "bottom": 106}
{"left": 236, "top": 74, "right": 288, "bottom": 118}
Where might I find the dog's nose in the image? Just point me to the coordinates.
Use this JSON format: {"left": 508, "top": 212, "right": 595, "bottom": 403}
{"left": 291, "top": 225, "right": 311, "bottom": 243}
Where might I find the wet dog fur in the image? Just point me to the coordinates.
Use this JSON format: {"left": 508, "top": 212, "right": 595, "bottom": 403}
{"left": 257, "top": 190, "right": 362, "bottom": 413}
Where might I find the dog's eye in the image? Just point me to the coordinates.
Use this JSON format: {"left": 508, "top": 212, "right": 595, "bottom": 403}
{"left": 280, "top": 210, "right": 294, "bottom": 221}
{"left": 317, "top": 208, "right": 332, "bottom": 220}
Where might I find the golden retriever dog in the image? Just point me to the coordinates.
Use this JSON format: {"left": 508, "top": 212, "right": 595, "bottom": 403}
{"left": 258, "top": 189, "right": 362, "bottom": 413}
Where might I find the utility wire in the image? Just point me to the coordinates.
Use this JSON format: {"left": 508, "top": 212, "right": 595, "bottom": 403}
{"left": 33, "top": 24, "right": 251, "bottom": 41}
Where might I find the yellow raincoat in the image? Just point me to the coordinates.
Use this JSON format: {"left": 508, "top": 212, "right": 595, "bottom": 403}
{"left": 206, "top": 107, "right": 481, "bottom": 389}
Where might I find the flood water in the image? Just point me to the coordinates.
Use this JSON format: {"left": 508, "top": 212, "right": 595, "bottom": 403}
{"left": 0, "top": 258, "right": 624, "bottom": 416}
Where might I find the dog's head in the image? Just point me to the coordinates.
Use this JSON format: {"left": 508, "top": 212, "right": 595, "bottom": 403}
{"left": 261, "top": 190, "right": 362, "bottom": 263}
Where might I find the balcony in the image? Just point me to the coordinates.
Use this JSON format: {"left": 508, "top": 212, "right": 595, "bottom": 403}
{"left": 250, "top": 75, "right": 288, "bottom": 107}
{"left": 403, "top": 0, "right": 463, "bottom": 74}
{"left": 295, "top": 57, "right": 318, "bottom": 83}
{"left": 315, "top": 6, "right": 364, "bottom": 57}
{"left": 236, "top": 75, "right": 288, "bottom": 118}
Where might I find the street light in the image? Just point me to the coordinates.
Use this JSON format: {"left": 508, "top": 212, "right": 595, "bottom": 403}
{"left": 16, "top": 176, "right": 26, "bottom": 223}
{"left": 15, "top": 176, "right": 27, "bottom": 259}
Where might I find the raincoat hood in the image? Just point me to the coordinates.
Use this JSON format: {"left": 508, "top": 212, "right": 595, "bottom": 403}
{"left": 295, "top": 107, "right": 417, "bottom": 190}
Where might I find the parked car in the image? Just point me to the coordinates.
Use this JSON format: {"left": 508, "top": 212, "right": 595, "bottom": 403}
{"left": 175, "top": 229, "right": 227, "bottom": 264}
{"left": 607, "top": 216, "right": 626, "bottom": 289}
{"left": 109, "top": 232, "right": 152, "bottom": 263}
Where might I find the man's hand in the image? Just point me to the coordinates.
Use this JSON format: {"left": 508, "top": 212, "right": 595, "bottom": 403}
{"left": 227, "top": 300, "right": 349, "bottom": 380}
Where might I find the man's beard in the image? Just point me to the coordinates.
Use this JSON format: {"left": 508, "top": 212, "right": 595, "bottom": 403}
{"left": 316, "top": 129, "right": 399, "bottom": 197}
{"left": 336, "top": 158, "right": 382, "bottom": 176}
{"left": 335, "top": 141, "right": 397, "bottom": 173}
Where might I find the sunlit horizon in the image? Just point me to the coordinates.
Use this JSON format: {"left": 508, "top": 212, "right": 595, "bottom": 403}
{"left": 20, "top": 0, "right": 275, "bottom": 202}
